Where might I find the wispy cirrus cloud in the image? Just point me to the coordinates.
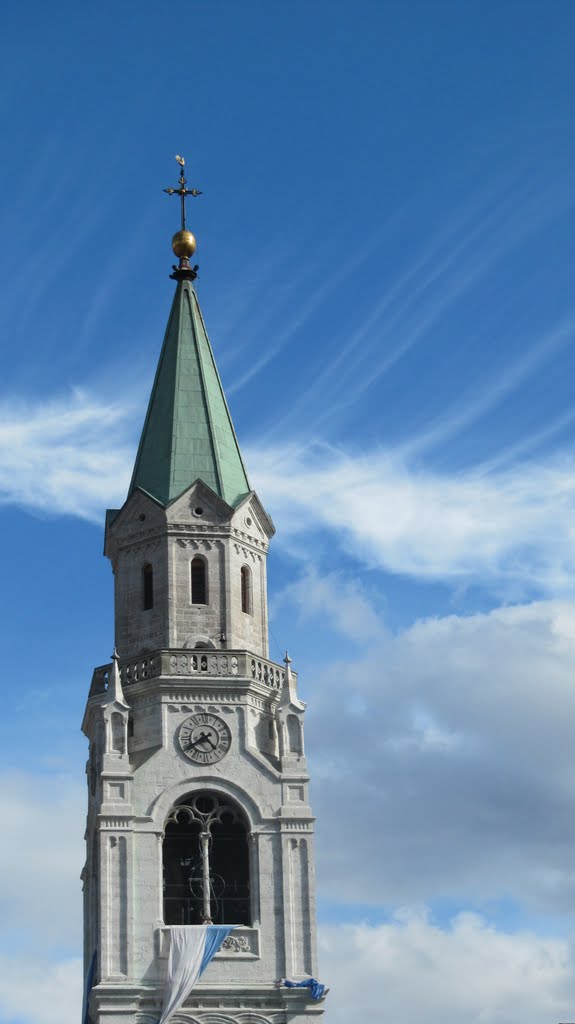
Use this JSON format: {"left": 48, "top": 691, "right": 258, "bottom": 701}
{"left": 0, "top": 390, "right": 133, "bottom": 521}
{"left": 3, "top": 387, "right": 575, "bottom": 596}
{"left": 249, "top": 442, "right": 575, "bottom": 595}
{"left": 225, "top": 218, "right": 392, "bottom": 396}
{"left": 399, "top": 312, "right": 575, "bottom": 462}
{"left": 265, "top": 170, "right": 575, "bottom": 441}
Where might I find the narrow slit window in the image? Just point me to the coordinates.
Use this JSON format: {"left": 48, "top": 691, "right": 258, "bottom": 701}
{"left": 191, "top": 557, "right": 207, "bottom": 605}
{"left": 241, "top": 565, "right": 252, "bottom": 615}
{"left": 143, "top": 563, "right": 154, "bottom": 610}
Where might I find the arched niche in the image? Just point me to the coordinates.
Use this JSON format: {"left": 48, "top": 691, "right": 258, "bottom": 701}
{"left": 110, "top": 711, "right": 126, "bottom": 755}
{"left": 287, "top": 713, "right": 302, "bottom": 755}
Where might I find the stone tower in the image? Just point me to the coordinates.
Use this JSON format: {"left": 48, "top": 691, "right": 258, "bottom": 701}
{"left": 81, "top": 163, "right": 325, "bottom": 1024}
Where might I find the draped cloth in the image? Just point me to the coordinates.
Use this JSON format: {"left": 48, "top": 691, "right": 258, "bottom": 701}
{"left": 281, "top": 977, "right": 326, "bottom": 1000}
{"left": 159, "top": 925, "right": 233, "bottom": 1024}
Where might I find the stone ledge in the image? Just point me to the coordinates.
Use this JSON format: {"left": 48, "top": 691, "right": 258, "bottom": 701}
{"left": 154, "top": 924, "right": 260, "bottom": 960}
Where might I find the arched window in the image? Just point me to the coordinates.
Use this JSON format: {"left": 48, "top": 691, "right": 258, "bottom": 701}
{"left": 191, "top": 557, "right": 207, "bottom": 605}
{"left": 241, "top": 565, "right": 252, "bottom": 615}
{"left": 163, "top": 792, "right": 250, "bottom": 926}
{"left": 143, "top": 563, "right": 154, "bottom": 610}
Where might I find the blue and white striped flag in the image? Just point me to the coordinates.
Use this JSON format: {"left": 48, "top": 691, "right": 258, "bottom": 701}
{"left": 159, "top": 924, "right": 233, "bottom": 1024}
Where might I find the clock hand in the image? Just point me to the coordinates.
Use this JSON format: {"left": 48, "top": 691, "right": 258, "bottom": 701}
{"left": 198, "top": 730, "right": 217, "bottom": 749}
{"left": 187, "top": 731, "right": 217, "bottom": 751}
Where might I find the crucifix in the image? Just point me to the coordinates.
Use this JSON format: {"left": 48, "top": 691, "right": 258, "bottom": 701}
{"left": 163, "top": 154, "right": 202, "bottom": 231}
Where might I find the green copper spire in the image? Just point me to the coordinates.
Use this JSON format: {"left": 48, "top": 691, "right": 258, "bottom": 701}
{"left": 128, "top": 279, "right": 251, "bottom": 508}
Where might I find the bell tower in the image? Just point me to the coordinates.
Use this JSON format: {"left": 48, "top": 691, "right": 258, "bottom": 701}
{"left": 81, "top": 158, "right": 326, "bottom": 1024}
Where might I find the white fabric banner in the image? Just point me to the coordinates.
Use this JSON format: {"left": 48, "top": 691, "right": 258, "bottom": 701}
{"left": 158, "top": 925, "right": 208, "bottom": 1024}
{"left": 158, "top": 925, "right": 233, "bottom": 1024}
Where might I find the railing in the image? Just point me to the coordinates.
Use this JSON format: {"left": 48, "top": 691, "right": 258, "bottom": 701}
{"left": 163, "top": 892, "right": 251, "bottom": 927}
{"left": 90, "top": 649, "right": 289, "bottom": 695}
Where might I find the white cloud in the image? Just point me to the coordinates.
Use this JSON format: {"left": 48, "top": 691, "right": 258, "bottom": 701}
{"left": 249, "top": 442, "right": 575, "bottom": 595}
{"left": 0, "top": 390, "right": 132, "bottom": 522}
{"left": 273, "top": 565, "right": 383, "bottom": 641}
{"left": 2, "top": 602, "right": 575, "bottom": 1023}
{"left": 2, "top": 910, "right": 571, "bottom": 1024}
{"left": 0, "top": 956, "right": 82, "bottom": 1024}
{"left": 0, "top": 772, "right": 84, "bottom": 948}
{"left": 0, "top": 771, "right": 85, "bottom": 1022}
{"left": 319, "top": 910, "right": 575, "bottom": 1024}
{"left": 303, "top": 597, "right": 575, "bottom": 913}
{"left": 4, "top": 387, "right": 575, "bottom": 598}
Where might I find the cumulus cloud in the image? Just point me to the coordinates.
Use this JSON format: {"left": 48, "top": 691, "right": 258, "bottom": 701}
{"left": 3, "top": 601, "right": 575, "bottom": 1023}
{"left": 0, "top": 772, "right": 85, "bottom": 948}
{"left": 0, "top": 956, "right": 82, "bottom": 1024}
{"left": 0, "top": 771, "right": 84, "bottom": 1022}
{"left": 319, "top": 909, "right": 575, "bottom": 1024}
{"left": 2, "top": 909, "right": 572, "bottom": 1024}
{"left": 297, "top": 595, "right": 575, "bottom": 914}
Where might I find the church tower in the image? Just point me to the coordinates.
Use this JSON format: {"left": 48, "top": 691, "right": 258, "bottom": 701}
{"left": 81, "top": 159, "right": 325, "bottom": 1024}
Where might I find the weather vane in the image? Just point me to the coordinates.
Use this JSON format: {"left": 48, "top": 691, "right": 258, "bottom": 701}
{"left": 163, "top": 154, "right": 202, "bottom": 231}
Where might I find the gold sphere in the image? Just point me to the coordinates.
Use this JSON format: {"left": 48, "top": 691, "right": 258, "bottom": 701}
{"left": 172, "top": 229, "right": 197, "bottom": 258}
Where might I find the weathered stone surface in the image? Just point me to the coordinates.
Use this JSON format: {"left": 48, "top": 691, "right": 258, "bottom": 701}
{"left": 83, "top": 276, "right": 324, "bottom": 1022}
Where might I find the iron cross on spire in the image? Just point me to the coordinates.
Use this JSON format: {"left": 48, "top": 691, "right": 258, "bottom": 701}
{"left": 163, "top": 154, "right": 202, "bottom": 230}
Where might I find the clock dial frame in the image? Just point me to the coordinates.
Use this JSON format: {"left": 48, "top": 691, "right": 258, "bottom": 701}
{"left": 178, "top": 712, "right": 232, "bottom": 765}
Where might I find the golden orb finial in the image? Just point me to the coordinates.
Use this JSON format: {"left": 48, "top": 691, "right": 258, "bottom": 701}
{"left": 172, "top": 229, "right": 197, "bottom": 259}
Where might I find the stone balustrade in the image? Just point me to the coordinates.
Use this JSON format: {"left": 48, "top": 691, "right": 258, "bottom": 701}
{"left": 90, "top": 649, "right": 290, "bottom": 696}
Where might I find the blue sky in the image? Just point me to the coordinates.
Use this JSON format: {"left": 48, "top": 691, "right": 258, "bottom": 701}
{"left": 4, "top": 2, "right": 575, "bottom": 1021}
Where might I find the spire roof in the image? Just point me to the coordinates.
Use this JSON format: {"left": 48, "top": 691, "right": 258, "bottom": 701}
{"left": 128, "top": 279, "right": 251, "bottom": 508}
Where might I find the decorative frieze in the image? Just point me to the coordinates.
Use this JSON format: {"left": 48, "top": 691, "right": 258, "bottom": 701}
{"left": 233, "top": 542, "right": 263, "bottom": 564}
{"left": 155, "top": 925, "right": 260, "bottom": 960}
{"left": 220, "top": 935, "right": 249, "bottom": 953}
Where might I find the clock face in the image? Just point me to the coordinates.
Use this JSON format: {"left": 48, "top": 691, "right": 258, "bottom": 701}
{"left": 178, "top": 713, "right": 232, "bottom": 765}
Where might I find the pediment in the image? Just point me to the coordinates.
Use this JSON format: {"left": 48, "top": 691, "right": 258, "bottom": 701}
{"left": 104, "top": 488, "right": 167, "bottom": 558}
{"left": 233, "top": 491, "right": 275, "bottom": 541}
{"left": 165, "top": 478, "right": 235, "bottom": 526}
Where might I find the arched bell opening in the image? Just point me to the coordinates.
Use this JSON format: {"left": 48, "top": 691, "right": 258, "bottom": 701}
{"left": 163, "top": 791, "right": 251, "bottom": 926}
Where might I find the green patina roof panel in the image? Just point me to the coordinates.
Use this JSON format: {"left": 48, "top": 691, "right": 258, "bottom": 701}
{"left": 128, "top": 281, "right": 251, "bottom": 507}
